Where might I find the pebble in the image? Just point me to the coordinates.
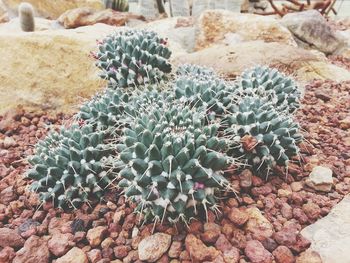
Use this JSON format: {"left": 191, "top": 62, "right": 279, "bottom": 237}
{"left": 245, "top": 240, "right": 273, "bottom": 263}
{"left": 138, "top": 233, "right": 172, "bottom": 262}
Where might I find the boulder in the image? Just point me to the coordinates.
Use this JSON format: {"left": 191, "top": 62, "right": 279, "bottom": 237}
{"left": 301, "top": 195, "right": 350, "bottom": 263}
{"left": 174, "top": 41, "right": 350, "bottom": 83}
{"left": 282, "top": 10, "right": 347, "bottom": 54}
{"left": 57, "top": 8, "right": 145, "bottom": 29}
{"left": 0, "top": 23, "right": 120, "bottom": 115}
{"left": 136, "top": 17, "right": 195, "bottom": 55}
{"left": 195, "top": 10, "right": 296, "bottom": 50}
{"left": 2, "top": 0, "right": 104, "bottom": 19}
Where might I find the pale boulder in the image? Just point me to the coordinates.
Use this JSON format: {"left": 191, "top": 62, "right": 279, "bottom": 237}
{"left": 0, "top": 23, "right": 121, "bottom": 115}
{"left": 174, "top": 41, "right": 350, "bottom": 83}
{"left": 2, "top": 0, "right": 104, "bottom": 19}
{"left": 195, "top": 10, "right": 296, "bottom": 50}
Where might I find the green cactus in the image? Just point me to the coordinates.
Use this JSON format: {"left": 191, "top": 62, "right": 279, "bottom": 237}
{"left": 19, "top": 2, "right": 35, "bottom": 32}
{"left": 223, "top": 95, "right": 303, "bottom": 176}
{"left": 235, "top": 66, "right": 301, "bottom": 114}
{"left": 103, "top": 0, "right": 129, "bottom": 12}
{"left": 174, "top": 65, "right": 235, "bottom": 120}
{"left": 78, "top": 88, "right": 131, "bottom": 130}
{"left": 27, "top": 124, "right": 113, "bottom": 210}
{"left": 95, "top": 30, "right": 172, "bottom": 88}
{"left": 117, "top": 104, "right": 230, "bottom": 224}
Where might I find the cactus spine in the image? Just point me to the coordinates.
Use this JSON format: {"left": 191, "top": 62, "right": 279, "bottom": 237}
{"left": 19, "top": 2, "right": 35, "bottom": 32}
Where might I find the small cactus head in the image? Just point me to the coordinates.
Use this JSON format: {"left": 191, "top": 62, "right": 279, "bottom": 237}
{"left": 103, "top": 0, "right": 129, "bottom": 12}
{"left": 95, "top": 29, "right": 172, "bottom": 88}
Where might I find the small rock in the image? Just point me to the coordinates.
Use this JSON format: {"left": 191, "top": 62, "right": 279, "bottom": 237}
{"left": 315, "top": 91, "right": 332, "bottom": 102}
{"left": 18, "top": 219, "right": 40, "bottom": 234}
{"left": 86, "top": 226, "right": 107, "bottom": 248}
{"left": 48, "top": 233, "right": 74, "bottom": 257}
{"left": 201, "top": 223, "right": 221, "bottom": 244}
{"left": 273, "top": 224, "right": 298, "bottom": 247}
{"left": 223, "top": 247, "right": 240, "bottom": 263}
{"left": 138, "top": 233, "right": 172, "bottom": 262}
{"left": 113, "top": 210, "right": 125, "bottom": 224}
{"left": 13, "top": 236, "right": 50, "bottom": 263}
{"left": 273, "top": 246, "right": 295, "bottom": 263}
{"left": 0, "top": 186, "right": 17, "bottom": 205}
{"left": 290, "top": 235, "right": 311, "bottom": 253}
{"left": 245, "top": 240, "right": 273, "bottom": 263}
{"left": 251, "top": 185, "right": 273, "bottom": 196}
{"left": 101, "top": 237, "right": 115, "bottom": 249}
{"left": 239, "top": 169, "right": 252, "bottom": 188}
{"left": 0, "top": 228, "right": 25, "bottom": 248}
{"left": 296, "top": 249, "right": 322, "bottom": 263}
{"left": 340, "top": 116, "right": 350, "bottom": 130}
{"left": 185, "top": 234, "right": 219, "bottom": 262}
{"left": 2, "top": 137, "right": 16, "bottom": 148}
{"left": 302, "top": 202, "right": 321, "bottom": 220}
{"left": 71, "top": 219, "right": 86, "bottom": 233}
{"left": 168, "top": 241, "right": 182, "bottom": 258}
{"left": 113, "top": 245, "right": 130, "bottom": 259}
{"left": 245, "top": 207, "right": 274, "bottom": 241}
{"left": 74, "top": 231, "right": 86, "bottom": 242}
{"left": 215, "top": 234, "right": 232, "bottom": 252}
{"left": 0, "top": 246, "right": 15, "bottom": 263}
{"left": 281, "top": 203, "right": 293, "bottom": 220}
{"left": 87, "top": 249, "right": 102, "bottom": 263}
{"left": 56, "top": 247, "right": 88, "bottom": 263}
{"left": 291, "top": 182, "right": 303, "bottom": 192}
{"left": 261, "top": 238, "right": 278, "bottom": 252}
{"left": 306, "top": 166, "right": 333, "bottom": 192}
{"left": 228, "top": 208, "right": 249, "bottom": 226}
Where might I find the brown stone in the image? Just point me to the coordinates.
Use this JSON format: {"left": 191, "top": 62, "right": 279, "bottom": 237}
{"left": 0, "top": 246, "right": 15, "bottom": 263}
{"left": 245, "top": 207, "right": 274, "bottom": 241}
{"left": 56, "top": 247, "right": 88, "bottom": 263}
{"left": 86, "top": 226, "right": 107, "bottom": 248}
{"left": 13, "top": 236, "right": 50, "bottom": 263}
{"left": 138, "top": 233, "right": 172, "bottom": 262}
{"left": 48, "top": 233, "right": 74, "bottom": 257}
{"left": 57, "top": 8, "right": 145, "bottom": 29}
{"left": 273, "top": 246, "right": 295, "bottom": 263}
{"left": 296, "top": 249, "right": 322, "bottom": 263}
{"left": 228, "top": 208, "right": 249, "bottom": 226}
{"left": 0, "top": 228, "right": 25, "bottom": 248}
{"left": 245, "top": 240, "right": 273, "bottom": 263}
{"left": 168, "top": 241, "right": 182, "bottom": 258}
{"left": 185, "top": 234, "right": 220, "bottom": 262}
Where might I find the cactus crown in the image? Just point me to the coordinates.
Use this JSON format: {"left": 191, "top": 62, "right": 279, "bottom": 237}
{"left": 235, "top": 66, "right": 301, "bottom": 114}
{"left": 223, "top": 95, "right": 303, "bottom": 175}
{"left": 117, "top": 104, "right": 230, "bottom": 223}
{"left": 95, "top": 29, "right": 172, "bottom": 88}
{"left": 27, "top": 125, "right": 113, "bottom": 210}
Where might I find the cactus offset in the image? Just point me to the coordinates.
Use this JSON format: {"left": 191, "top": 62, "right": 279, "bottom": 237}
{"left": 19, "top": 2, "right": 35, "bottom": 32}
{"left": 117, "top": 105, "right": 231, "bottom": 224}
{"left": 95, "top": 30, "right": 172, "bottom": 88}
{"left": 235, "top": 66, "right": 301, "bottom": 114}
{"left": 27, "top": 124, "right": 113, "bottom": 210}
{"left": 223, "top": 95, "right": 303, "bottom": 176}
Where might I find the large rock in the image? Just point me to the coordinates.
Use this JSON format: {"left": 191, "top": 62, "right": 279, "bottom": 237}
{"left": 0, "top": 23, "right": 119, "bottom": 115}
{"left": 138, "top": 233, "right": 172, "bottom": 262}
{"left": 13, "top": 236, "right": 50, "bottom": 263}
{"left": 2, "top": 0, "right": 104, "bottom": 19}
{"left": 282, "top": 10, "right": 347, "bottom": 54}
{"left": 174, "top": 41, "right": 350, "bottom": 83}
{"left": 301, "top": 195, "right": 350, "bottom": 263}
{"left": 57, "top": 8, "right": 145, "bottom": 29}
{"left": 195, "top": 10, "right": 295, "bottom": 50}
{"left": 136, "top": 17, "right": 195, "bottom": 55}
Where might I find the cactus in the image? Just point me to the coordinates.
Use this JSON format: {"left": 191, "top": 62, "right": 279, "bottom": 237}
{"left": 223, "top": 95, "right": 303, "bottom": 176}
{"left": 95, "top": 29, "right": 172, "bottom": 88}
{"left": 103, "top": 0, "right": 129, "bottom": 12}
{"left": 27, "top": 124, "right": 113, "bottom": 210}
{"left": 235, "top": 66, "right": 301, "bottom": 114}
{"left": 116, "top": 104, "right": 231, "bottom": 224}
{"left": 174, "top": 64, "right": 235, "bottom": 119}
{"left": 78, "top": 88, "right": 131, "bottom": 130}
{"left": 18, "top": 2, "right": 35, "bottom": 32}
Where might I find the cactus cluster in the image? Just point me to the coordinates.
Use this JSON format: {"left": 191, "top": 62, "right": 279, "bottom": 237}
{"left": 27, "top": 125, "right": 113, "bottom": 210}
{"left": 95, "top": 30, "right": 172, "bottom": 88}
{"left": 103, "top": 0, "right": 129, "bottom": 12}
{"left": 117, "top": 105, "right": 230, "bottom": 223}
{"left": 28, "top": 29, "right": 304, "bottom": 224}
{"left": 223, "top": 96, "right": 303, "bottom": 175}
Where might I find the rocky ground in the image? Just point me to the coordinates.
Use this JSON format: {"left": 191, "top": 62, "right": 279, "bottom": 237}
{"left": 0, "top": 75, "right": 349, "bottom": 263}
